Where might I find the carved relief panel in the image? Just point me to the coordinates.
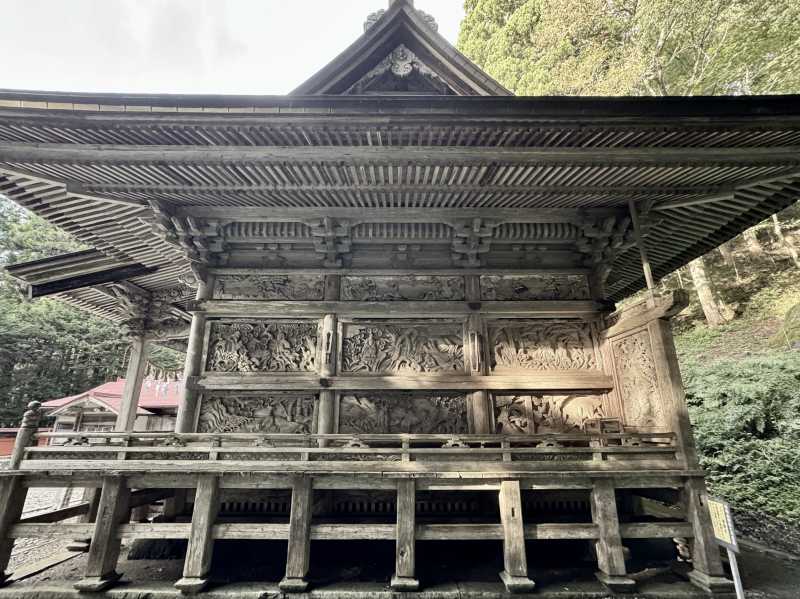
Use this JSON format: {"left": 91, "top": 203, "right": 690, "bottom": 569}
{"left": 341, "top": 275, "right": 465, "bottom": 301}
{"left": 338, "top": 394, "right": 468, "bottom": 434}
{"left": 214, "top": 274, "right": 325, "bottom": 300}
{"left": 199, "top": 394, "right": 316, "bottom": 433}
{"left": 610, "top": 330, "right": 665, "bottom": 428}
{"left": 494, "top": 394, "right": 605, "bottom": 434}
{"left": 339, "top": 321, "right": 465, "bottom": 374}
{"left": 480, "top": 275, "right": 590, "bottom": 301}
{"left": 206, "top": 320, "right": 318, "bottom": 372}
{"left": 488, "top": 320, "right": 597, "bottom": 371}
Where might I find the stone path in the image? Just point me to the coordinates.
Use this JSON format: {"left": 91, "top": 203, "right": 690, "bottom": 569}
{"left": 8, "top": 487, "right": 73, "bottom": 571}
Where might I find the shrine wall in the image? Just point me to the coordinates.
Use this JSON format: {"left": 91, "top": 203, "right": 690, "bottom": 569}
{"left": 188, "top": 271, "right": 650, "bottom": 436}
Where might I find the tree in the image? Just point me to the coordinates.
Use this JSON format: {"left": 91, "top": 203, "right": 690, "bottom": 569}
{"left": 459, "top": 0, "right": 800, "bottom": 324}
{"left": 688, "top": 258, "right": 735, "bottom": 326}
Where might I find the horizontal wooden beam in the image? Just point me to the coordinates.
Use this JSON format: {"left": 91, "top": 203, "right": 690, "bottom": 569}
{"left": 194, "top": 300, "right": 603, "bottom": 319}
{"left": 194, "top": 372, "right": 614, "bottom": 392}
{"left": 26, "top": 264, "right": 158, "bottom": 298}
{"left": 3, "top": 142, "right": 800, "bottom": 166}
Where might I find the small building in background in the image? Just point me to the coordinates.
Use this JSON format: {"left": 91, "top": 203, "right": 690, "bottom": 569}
{"left": 42, "top": 378, "right": 182, "bottom": 434}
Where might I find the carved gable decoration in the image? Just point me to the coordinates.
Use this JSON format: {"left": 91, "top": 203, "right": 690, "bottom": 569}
{"left": 341, "top": 275, "right": 465, "bottom": 301}
{"left": 345, "top": 45, "right": 455, "bottom": 95}
{"left": 339, "top": 394, "right": 467, "bottom": 434}
{"left": 489, "top": 320, "right": 597, "bottom": 371}
{"left": 214, "top": 275, "right": 325, "bottom": 300}
{"left": 611, "top": 330, "right": 665, "bottom": 428}
{"left": 199, "top": 394, "right": 316, "bottom": 433}
{"left": 340, "top": 322, "right": 464, "bottom": 374}
{"left": 206, "top": 321, "right": 318, "bottom": 372}
{"left": 494, "top": 394, "right": 606, "bottom": 434}
{"left": 481, "top": 275, "right": 591, "bottom": 301}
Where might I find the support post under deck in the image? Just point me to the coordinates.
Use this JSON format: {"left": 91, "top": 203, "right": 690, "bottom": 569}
{"left": 498, "top": 480, "right": 535, "bottom": 593}
{"left": 590, "top": 479, "right": 635, "bottom": 592}
{"left": 279, "top": 476, "right": 314, "bottom": 592}
{"left": 684, "top": 478, "right": 735, "bottom": 593}
{"left": 391, "top": 479, "right": 419, "bottom": 590}
{"left": 175, "top": 475, "right": 221, "bottom": 594}
{"left": 74, "top": 477, "right": 131, "bottom": 592}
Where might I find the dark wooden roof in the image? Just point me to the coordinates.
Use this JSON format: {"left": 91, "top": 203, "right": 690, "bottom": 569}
{"left": 1, "top": 12, "right": 800, "bottom": 321}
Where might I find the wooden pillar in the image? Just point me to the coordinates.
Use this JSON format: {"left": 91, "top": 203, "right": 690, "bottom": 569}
{"left": 279, "top": 477, "right": 313, "bottom": 592}
{"left": 590, "top": 479, "right": 635, "bottom": 592}
{"left": 176, "top": 273, "right": 215, "bottom": 434}
{"left": 0, "top": 402, "right": 41, "bottom": 586}
{"left": 629, "top": 199, "right": 656, "bottom": 305}
{"left": 684, "top": 478, "right": 734, "bottom": 593}
{"left": 74, "top": 477, "right": 131, "bottom": 592}
{"left": 175, "top": 476, "right": 221, "bottom": 594}
{"left": 65, "top": 487, "right": 101, "bottom": 552}
{"left": 317, "top": 312, "right": 337, "bottom": 447}
{"left": 498, "top": 481, "right": 535, "bottom": 593}
{"left": 391, "top": 479, "right": 419, "bottom": 590}
{"left": 115, "top": 335, "right": 149, "bottom": 433}
{"left": 465, "top": 285, "right": 493, "bottom": 433}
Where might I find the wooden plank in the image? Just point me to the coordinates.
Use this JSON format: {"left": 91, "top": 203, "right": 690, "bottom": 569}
{"left": 194, "top": 299, "right": 602, "bottom": 319}
{"left": 0, "top": 478, "right": 31, "bottom": 581}
{"left": 27, "top": 264, "right": 157, "bottom": 298}
{"left": 175, "top": 475, "right": 221, "bottom": 594}
{"left": 619, "top": 522, "right": 693, "bottom": 539}
{"left": 4, "top": 142, "right": 799, "bottom": 166}
{"left": 196, "top": 372, "right": 615, "bottom": 392}
{"left": 279, "top": 477, "right": 313, "bottom": 592}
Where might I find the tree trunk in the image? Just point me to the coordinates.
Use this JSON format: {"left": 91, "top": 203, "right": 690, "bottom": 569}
{"left": 718, "top": 242, "right": 734, "bottom": 265}
{"left": 688, "top": 256, "right": 735, "bottom": 327}
{"left": 743, "top": 227, "right": 764, "bottom": 256}
{"left": 771, "top": 215, "right": 800, "bottom": 268}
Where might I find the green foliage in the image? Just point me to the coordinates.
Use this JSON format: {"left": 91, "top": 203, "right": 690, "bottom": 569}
{"left": 458, "top": 0, "right": 800, "bottom": 96}
{"left": 683, "top": 353, "right": 800, "bottom": 520}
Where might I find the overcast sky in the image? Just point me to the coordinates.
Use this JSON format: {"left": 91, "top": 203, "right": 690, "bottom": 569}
{"left": 1, "top": 0, "right": 465, "bottom": 95}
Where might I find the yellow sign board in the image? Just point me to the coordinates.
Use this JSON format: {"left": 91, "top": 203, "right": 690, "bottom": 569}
{"left": 707, "top": 496, "right": 738, "bottom": 552}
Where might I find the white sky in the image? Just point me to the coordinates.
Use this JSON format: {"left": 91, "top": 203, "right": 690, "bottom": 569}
{"left": 1, "top": 0, "right": 465, "bottom": 95}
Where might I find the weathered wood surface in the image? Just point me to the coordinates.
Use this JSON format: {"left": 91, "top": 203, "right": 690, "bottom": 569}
{"left": 175, "top": 475, "right": 220, "bottom": 593}
{"left": 393, "top": 479, "right": 417, "bottom": 589}
{"left": 280, "top": 477, "right": 313, "bottom": 592}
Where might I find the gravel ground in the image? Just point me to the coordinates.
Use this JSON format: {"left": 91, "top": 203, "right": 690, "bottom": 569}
{"left": 8, "top": 487, "right": 77, "bottom": 571}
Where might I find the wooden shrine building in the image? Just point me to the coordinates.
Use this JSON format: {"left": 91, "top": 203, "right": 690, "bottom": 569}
{"left": 2, "top": 0, "right": 800, "bottom": 595}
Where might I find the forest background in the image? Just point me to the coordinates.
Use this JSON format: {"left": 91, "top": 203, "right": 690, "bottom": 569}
{"left": 2, "top": 0, "right": 799, "bottom": 553}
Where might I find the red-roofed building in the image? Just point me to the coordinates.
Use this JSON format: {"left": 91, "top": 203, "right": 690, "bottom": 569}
{"left": 42, "top": 378, "right": 182, "bottom": 435}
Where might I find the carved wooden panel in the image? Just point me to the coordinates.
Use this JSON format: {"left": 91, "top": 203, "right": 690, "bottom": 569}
{"left": 338, "top": 394, "right": 468, "bottom": 434}
{"left": 480, "top": 274, "right": 590, "bottom": 301}
{"left": 214, "top": 274, "right": 325, "bottom": 300}
{"left": 489, "top": 320, "right": 597, "bottom": 371}
{"left": 494, "top": 394, "right": 605, "bottom": 434}
{"left": 206, "top": 320, "right": 318, "bottom": 372}
{"left": 198, "top": 394, "right": 316, "bottom": 433}
{"left": 340, "top": 275, "right": 465, "bottom": 301}
{"left": 340, "top": 322, "right": 464, "bottom": 374}
{"left": 611, "top": 330, "right": 664, "bottom": 428}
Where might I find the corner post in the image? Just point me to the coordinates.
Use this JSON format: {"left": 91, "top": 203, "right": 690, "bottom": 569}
{"left": 175, "top": 475, "right": 221, "bottom": 594}
{"left": 591, "top": 479, "right": 635, "bottom": 592}
{"left": 279, "top": 476, "right": 314, "bottom": 592}
{"left": 0, "top": 401, "right": 42, "bottom": 586}
{"left": 176, "top": 271, "right": 215, "bottom": 434}
{"left": 498, "top": 480, "right": 535, "bottom": 593}
{"left": 74, "top": 476, "right": 131, "bottom": 592}
{"left": 684, "top": 478, "right": 734, "bottom": 593}
{"left": 391, "top": 479, "right": 419, "bottom": 590}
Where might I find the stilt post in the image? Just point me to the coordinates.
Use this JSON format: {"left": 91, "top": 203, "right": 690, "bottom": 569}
{"left": 391, "top": 479, "right": 419, "bottom": 590}
{"left": 684, "top": 478, "right": 735, "bottom": 593}
{"left": 175, "top": 475, "right": 221, "bottom": 594}
{"left": 279, "top": 476, "right": 314, "bottom": 592}
{"left": 590, "top": 479, "right": 635, "bottom": 592}
{"left": 498, "top": 480, "right": 535, "bottom": 593}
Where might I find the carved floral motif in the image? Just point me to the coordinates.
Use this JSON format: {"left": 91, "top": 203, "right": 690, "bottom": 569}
{"left": 341, "top": 323, "right": 464, "bottom": 374}
{"left": 611, "top": 331, "right": 664, "bottom": 428}
{"left": 198, "top": 395, "right": 315, "bottom": 433}
{"left": 341, "top": 276, "right": 465, "bottom": 301}
{"left": 214, "top": 275, "right": 325, "bottom": 300}
{"left": 480, "top": 275, "right": 590, "bottom": 301}
{"left": 339, "top": 394, "right": 467, "bottom": 434}
{"left": 207, "top": 321, "right": 318, "bottom": 372}
{"left": 494, "top": 394, "right": 605, "bottom": 434}
{"left": 489, "top": 320, "right": 597, "bottom": 371}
